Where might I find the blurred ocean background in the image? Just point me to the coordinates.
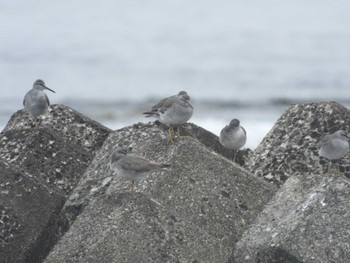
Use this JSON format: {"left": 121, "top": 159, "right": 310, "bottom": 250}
{"left": 1, "top": 0, "right": 349, "bottom": 149}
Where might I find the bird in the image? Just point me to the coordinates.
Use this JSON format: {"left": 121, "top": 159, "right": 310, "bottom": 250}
{"left": 143, "top": 91, "right": 193, "bottom": 143}
{"left": 110, "top": 147, "right": 170, "bottom": 192}
{"left": 317, "top": 130, "right": 350, "bottom": 175}
{"left": 23, "top": 79, "right": 55, "bottom": 127}
{"left": 219, "top": 119, "right": 247, "bottom": 162}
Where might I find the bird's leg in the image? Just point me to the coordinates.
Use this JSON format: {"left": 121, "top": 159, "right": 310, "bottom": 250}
{"left": 233, "top": 151, "right": 237, "bottom": 163}
{"left": 129, "top": 180, "right": 135, "bottom": 192}
{"left": 175, "top": 126, "right": 181, "bottom": 138}
{"left": 326, "top": 160, "right": 342, "bottom": 176}
{"left": 33, "top": 117, "right": 40, "bottom": 128}
{"left": 327, "top": 160, "right": 330, "bottom": 174}
{"left": 30, "top": 117, "right": 37, "bottom": 128}
{"left": 168, "top": 126, "right": 175, "bottom": 143}
{"left": 37, "top": 117, "right": 44, "bottom": 128}
{"left": 336, "top": 160, "right": 343, "bottom": 176}
{"left": 326, "top": 160, "right": 333, "bottom": 175}
{"left": 33, "top": 116, "right": 45, "bottom": 128}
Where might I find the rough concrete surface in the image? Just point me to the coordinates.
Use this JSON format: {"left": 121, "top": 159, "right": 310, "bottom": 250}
{"left": 0, "top": 104, "right": 111, "bottom": 195}
{"left": 2, "top": 104, "right": 111, "bottom": 154}
{"left": 3, "top": 101, "right": 350, "bottom": 262}
{"left": 0, "top": 158, "right": 65, "bottom": 263}
{"left": 0, "top": 128, "right": 90, "bottom": 195}
{"left": 180, "top": 122, "right": 252, "bottom": 166}
{"left": 0, "top": 104, "right": 111, "bottom": 262}
{"left": 45, "top": 124, "right": 275, "bottom": 263}
{"left": 246, "top": 101, "right": 350, "bottom": 186}
{"left": 61, "top": 122, "right": 255, "bottom": 226}
{"left": 231, "top": 174, "right": 350, "bottom": 263}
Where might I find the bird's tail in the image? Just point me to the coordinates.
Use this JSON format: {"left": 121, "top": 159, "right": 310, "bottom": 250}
{"left": 159, "top": 164, "right": 171, "bottom": 169}
{"left": 143, "top": 111, "right": 157, "bottom": 118}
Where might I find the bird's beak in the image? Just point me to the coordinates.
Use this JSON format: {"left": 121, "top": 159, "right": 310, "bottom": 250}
{"left": 44, "top": 86, "right": 56, "bottom": 93}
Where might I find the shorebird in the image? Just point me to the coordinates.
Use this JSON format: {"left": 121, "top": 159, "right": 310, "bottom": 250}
{"left": 219, "top": 119, "right": 247, "bottom": 162}
{"left": 143, "top": 91, "right": 193, "bottom": 143}
{"left": 23, "top": 79, "right": 55, "bottom": 127}
{"left": 110, "top": 148, "right": 170, "bottom": 192}
{"left": 317, "top": 130, "right": 350, "bottom": 174}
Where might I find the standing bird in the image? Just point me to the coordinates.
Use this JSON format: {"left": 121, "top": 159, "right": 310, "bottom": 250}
{"left": 143, "top": 91, "right": 193, "bottom": 143}
{"left": 219, "top": 119, "right": 247, "bottom": 162}
{"left": 110, "top": 148, "right": 170, "bottom": 192}
{"left": 317, "top": 130, "right": 350, "bottom": 174}
{"left": 23, "top": 79, "right": 55, "bottom": 127}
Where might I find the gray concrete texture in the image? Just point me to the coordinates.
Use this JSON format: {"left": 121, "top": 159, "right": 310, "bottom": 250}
{"left": 1, "top": 101, "right": 350, "bottom": 262}
{"left": 47, "top": 122, "right": 275, "bottom": 262}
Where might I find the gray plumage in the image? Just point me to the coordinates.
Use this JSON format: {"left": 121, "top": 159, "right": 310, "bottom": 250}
{"left": 220, "top": 119, "right": 247, "bottom": 150}
{"left": 317, "top": 130, "right": 350, "bottom": 160}
{"left": 143, "top": 91, "right": 193, "bottom": 126}
{"left": 143, "top": 91, "right": 193, "bottom": 142}
{"left": 219, "top": 119, "right": 247, "bottom": 162}
{"left": 317, "top": 130, "right": 350, "bottom": 174}
{"left": 23, "top": 79, "right": 55, "bottom": 118}
{"left": 110, "top": 148, "right": 170, "bottom": 191}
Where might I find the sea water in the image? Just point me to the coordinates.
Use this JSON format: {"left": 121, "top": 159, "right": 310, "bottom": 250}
{"left": 1, "top": 0, "right": 349, "bottom": 148}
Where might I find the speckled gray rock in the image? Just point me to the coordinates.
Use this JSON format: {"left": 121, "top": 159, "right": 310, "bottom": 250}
{"left": 61, "top": 122, "right": 254, "bottom": 226}
{"left": 246, "top": 102, "right": 350, "bottom": 186}
{"left": 0, "top": 104, "right": 111, "bottom": 262}
{"left": 0, "top": 128, "right": 92, "bottom": 195}
{"left": 0, "top": 104, "right": 111, "bottom": 195}
{"left": 180, "top": 122, "right": 252, "bottom": 166}
{"left": 45, "top": 124, "right": 276, "bottom": 263}
{"left": 231, "top": 174, "right": 350, "bottom": 263}
{"left": 0, "top": 158, "right": 65, "bottom": 263}
{"left": 2, "top": 104, "right": 111, "bottom": 154}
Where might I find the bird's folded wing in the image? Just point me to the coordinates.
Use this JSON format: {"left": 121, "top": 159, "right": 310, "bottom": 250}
{"left": 118, "top": 156, "right": 159, "bottom": 172}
